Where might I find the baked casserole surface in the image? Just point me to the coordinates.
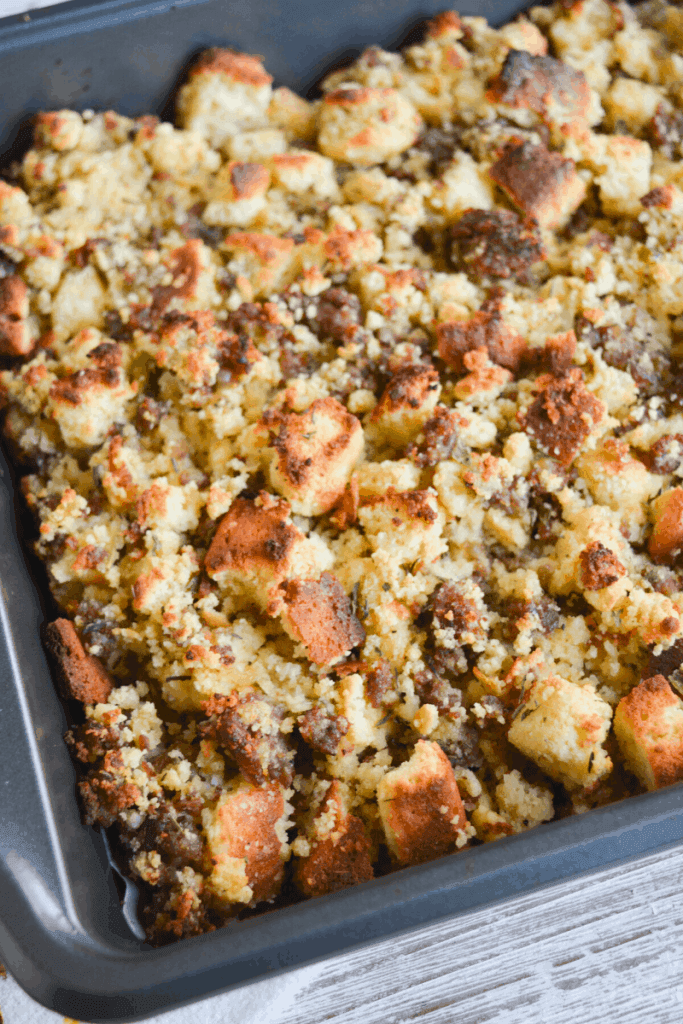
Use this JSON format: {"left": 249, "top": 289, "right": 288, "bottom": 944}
{"left": 2, "top": 0, "right": 683, "bottom": 943}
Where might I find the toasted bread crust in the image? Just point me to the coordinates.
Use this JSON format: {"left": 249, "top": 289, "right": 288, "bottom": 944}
{"left": 0, "top": 275, "right": 31, "bottom": 357}
{"left": 489, "top": 141, "right": 586, "bottom": 228}
{"left": 615, "top": 676, "right": 683, "bottom": 790}
{"left": 214, "top": 784, "right": 286, "bottom": 902}
{"left": 378, "top": 741, "right": 467, "bottom": 865}
{"left": 520, "top": 369, "right": 606, "bottom": 466}
{"left": 189, "top": 48, "right": 272, "bottom": 87}
{"left": 294, "top": 782, "right": 374, "bottom": 897}
{"left": 43, "top": 619, "right": 113, "bottom": 704}
{"left": 279, "top": 572, "right": 365, "bottom": 665}
{"left": 205, "top": 495, "right": 299, "bottom": 577}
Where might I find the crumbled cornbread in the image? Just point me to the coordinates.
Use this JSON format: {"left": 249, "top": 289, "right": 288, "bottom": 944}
{"left": 4, "top": 1, "right": 683, "bottom": 945}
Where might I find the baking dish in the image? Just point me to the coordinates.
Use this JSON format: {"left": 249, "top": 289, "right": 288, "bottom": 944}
{"left": 2, "top": 0, "right": 683, "bottom": 1020}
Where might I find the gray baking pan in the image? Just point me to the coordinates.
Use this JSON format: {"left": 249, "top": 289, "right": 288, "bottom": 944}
{"left": 1, "top": 1, "right": 682, "bottom": 1021}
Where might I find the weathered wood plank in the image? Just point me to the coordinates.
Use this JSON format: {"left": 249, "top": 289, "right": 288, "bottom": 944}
{"left": 276, "top": 846, "right": 683, "bottom": 1024}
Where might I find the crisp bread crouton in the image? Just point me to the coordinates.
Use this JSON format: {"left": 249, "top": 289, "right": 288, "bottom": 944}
{"left": 377, "top": 740, "right": 468, "bottom": 865}
{"left": 614, "top": 675, "right": 683, "bottom": 790}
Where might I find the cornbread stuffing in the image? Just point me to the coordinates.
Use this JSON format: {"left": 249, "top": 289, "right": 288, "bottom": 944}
{"left": 5, "top": 1, "right": 683, "bottom": 945}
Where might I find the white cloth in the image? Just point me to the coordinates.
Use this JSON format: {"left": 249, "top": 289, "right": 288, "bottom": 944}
{"left": 0, "top": 0, "right": 45, "bottom": 15}
{"left": 0, "top": 959, "right": 326, "bottom": 1023}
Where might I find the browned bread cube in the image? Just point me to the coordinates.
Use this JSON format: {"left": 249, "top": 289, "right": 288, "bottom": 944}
{"left": 377, "top": 740, "right": 468, "bottom": 865}
{"left": 294, "top": 781, "right": 374, "bottom": 897}
{"left": 43, "top": 619, "right": 113, "bottom": 704}
{"left": 649, "top": 488, "right": 683, "bottom": 563}
{"left": 205, "top": 781, "right": 290, "bottom": 906}
{"left": 489, "top": 141, "right": 586, "bottom": 229}
{"left": 614, "top": 675, "right": 683, "bottom": 790}
{"left": 277, "top": 572, "right": 365, "bottom": 666}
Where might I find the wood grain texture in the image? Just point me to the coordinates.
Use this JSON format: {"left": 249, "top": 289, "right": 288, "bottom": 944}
{"left": 276, "top": 845, "right": 683, "bottom": 1024}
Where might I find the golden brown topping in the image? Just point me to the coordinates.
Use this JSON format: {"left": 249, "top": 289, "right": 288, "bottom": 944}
{"left": 520, "top": 369, "right": 605, "bottom": 466}
{"left": 224, "top": 232, "right": 295, "bottom": 295}
{"left": 362, "top": 486, "right": 439, "bottom": 524}
{"left": 436, "top": 304, "right": 526, "bottom": 374}
{"left": 228, "top": 161, "right": 270, "bottom": 199}
{"left": 133, "top": 113, "right": 159, "bottom": 141}
{"left": 426, "top": 10, "right": 463, "bottom": 38}
{"left": 453, "top": 348, "right": 512, "bottom": 399}
{"left": 200, "top": 692, "right": 294, "bottom": 786}
{"left": 106, "top": 434, "right": 135, "bottom": 501}
{"left": 0, "top": 275, "right": 27, "bottom": 320}
{"left": 324, "top": 86, "right": 374, "bottom": 107}
{"left": 377, "top": 740, "right": 467, "bottom": 865}
{"left": 152, "top": 240, "right": 204, "bottom": 312}
{"left": 329, "top": 476, "right": 360, "bottom": 531}
{"left": 227, "top": 232, "right": 294, "bottom": 265}
{"left": 259, "top": 396, "right": 364, "bottom": 515}
{"left": 318, "top": 86, "right": 421, "bottom": 166}
{"left": 0, "top": 224, "right": 19, "bottom": 246}
{"left": 0, "top": 275, "right": 31, "bottom": 357}
{"left": 135, "top": 482, "right": 169, "bottom": 531}
{"left": 11, "top": 6, "right": 683, "bottom": 942}
{"left": 33, "top": 110, "right": 82, "bottom": 150}
{"left": 204, "top": 495, "right": 299, "bottom": 577}
{"left": 450, "top": 207, "right": 545, "bottom": 284}
{"left": 43, "top": 618, "right": 114, "bottom": 704}
{"left": 649, "top": 488, "right": 683, "bottom": 563}
{"left": 372, "top": 364, "right": 440, "bottom": 417}
{"left": 579, "top": 541, "right": 627, "bottom": 591}
{"left": 88, "top": 341, "right": 123, "bottom": 369}
{"left": 614, "top": 676, "right": 683, "bottom": 790}
{"left": 489, "top": 141, "right": 586, "bottom": 228}
{"left": 294, "top": 782, "right": 374, "bottom": 897}
{"left": 49, "top": 348, "right": 123, "bottom": 405}
{"left": 278, "top": 572, "right": 365, "bottom": 666}
{"left": 189, "top": 48, "right": 273, "bottom": 87}
{"left": 214, "top": 783, "right": 285, "bottom": 903}
{"left": 323, "top": 226, "right": 382, "bottom": 273}
{"left": 508, "top": 675, "right": 613, "bottom": 789}
{"left": 486, "top": 50, "right": 591, "bottom": 129}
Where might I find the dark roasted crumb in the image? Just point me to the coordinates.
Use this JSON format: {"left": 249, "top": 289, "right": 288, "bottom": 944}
{"left": 450, "top": 208, "right": 545, "bottom": 284}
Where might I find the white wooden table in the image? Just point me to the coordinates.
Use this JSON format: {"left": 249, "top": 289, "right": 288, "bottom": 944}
{"left": 2, "top": 843, "right": 683, "bottom": 1023}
